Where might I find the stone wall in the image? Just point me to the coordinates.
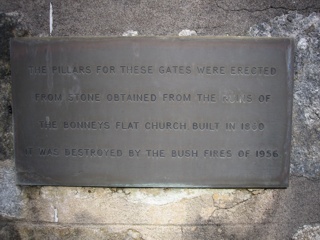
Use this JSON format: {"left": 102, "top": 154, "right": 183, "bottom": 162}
{"left": 1, "top": 1, "right": 320, "bottom": 239}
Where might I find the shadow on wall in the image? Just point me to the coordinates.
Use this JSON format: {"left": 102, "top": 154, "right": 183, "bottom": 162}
{"left": 181, "top": 177, "right": 320, "bottom": 239}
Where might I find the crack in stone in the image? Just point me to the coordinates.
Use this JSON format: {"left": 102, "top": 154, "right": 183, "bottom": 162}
{"left": 209, "top": 189, "right": 264, "bottom": 219}
{"left": 215, "top": 2, "right": 320, "bottom": 13}
{"left": 314, "top": 110, "right": 320, "bottom": 120}
{"left": 215, "top": 197, "right": 251, "bottom": 211}
{"left": 208, "top": 188, "right": 269, "bottom": 223}
{"left": 290, "top": 174, "right": 320, "bottom": 182}
{"left": 209, "top": 200, "right": 247, "bottom": 220}
{"left": 246, "top": 189, "right": 265, "bottom": 196}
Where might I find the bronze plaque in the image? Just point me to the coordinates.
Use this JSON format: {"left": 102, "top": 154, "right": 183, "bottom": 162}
{"left": 10, "top": 37, "right": 293, "bottom": 188}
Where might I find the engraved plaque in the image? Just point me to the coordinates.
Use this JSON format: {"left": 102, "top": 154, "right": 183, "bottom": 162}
{"left": 10, "top": 37, "right": 293, "bottom": 188}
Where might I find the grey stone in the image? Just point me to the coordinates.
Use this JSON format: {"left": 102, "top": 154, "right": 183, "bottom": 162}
{"left": 0, "top": 12, "right": 28, "bottom": 160}
{"left": 122, "top": 30, "right": 139, "bottom": 36}
{"left": 178, "top": 29, "right": 197, "bottom": 36}
{"left": 292, "top": 224, "right": 320, "bottom": 240}
{"left": 1, "top": 1, "right": 320, "bottom": 37}
{"left": 249, "top": 12, "right": 320, "bottom": 180}
{"left": 0, "top": 160, "right": 23, "bottom": 218}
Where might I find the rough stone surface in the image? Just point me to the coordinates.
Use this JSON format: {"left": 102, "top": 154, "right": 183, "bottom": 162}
{"left": 249, "top": 12, "right": 320, "bottom": 180}
{"left": 178, "top": 29, "right": 197, "bottom": 36}
{"left": 1, "top": 0, "right": 320, "bottom": 37}
{"left": 0, "top": 12, "right": 27, "bottom": 160}
{"left": 0, "top": 1, "right": 320, "bottom": 240}
{"left": 122, "top": 30, "right": 139, "bottom": 36}
{"left": 0, "top": 160, "right": 23, "bottom": 218}
{"left": 292, "top": 224, "right": 320, "bottom": 240}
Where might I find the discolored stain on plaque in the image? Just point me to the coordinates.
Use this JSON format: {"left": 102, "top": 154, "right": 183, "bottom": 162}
{"left": 10, "top": 37, "right": 293, "bottom": 188}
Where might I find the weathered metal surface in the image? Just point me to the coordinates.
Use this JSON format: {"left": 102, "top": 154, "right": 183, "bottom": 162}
{"left": 10, "top": 37, "right": 293, "bottom": 187}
